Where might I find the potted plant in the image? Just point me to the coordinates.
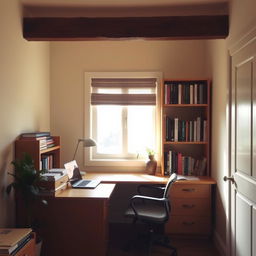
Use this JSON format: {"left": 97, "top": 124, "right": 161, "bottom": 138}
{"left": 6, "top": 153, "right": 47, "bottom": 255}
{"left": 145, "top": 148, "right": 157, "bottom": 175}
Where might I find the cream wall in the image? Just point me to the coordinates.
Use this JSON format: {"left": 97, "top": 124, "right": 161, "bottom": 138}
{"left": 0, "top": 0, "right": 50, "bottom": 227}
{"left": 50, "top": 40, "right": 209, "bottom": 168}
{"left": 206, "top": 39, "right": 229, "bottom": 255}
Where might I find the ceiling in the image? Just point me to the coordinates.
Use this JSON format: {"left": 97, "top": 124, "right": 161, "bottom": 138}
{"left": 22, "top": 0, "right": 229, "bottom": 17}
{"left": 21, "top": 0, "right": 227, "bottom": 7}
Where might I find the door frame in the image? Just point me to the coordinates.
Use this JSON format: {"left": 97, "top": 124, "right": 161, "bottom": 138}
{"left": 227, "top": 27, "right": 256, "bottom": 256}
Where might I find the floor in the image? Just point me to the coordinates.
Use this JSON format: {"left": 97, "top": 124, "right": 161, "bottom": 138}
{"left": 107, "top": 223, "right": 221, "bottom": 256}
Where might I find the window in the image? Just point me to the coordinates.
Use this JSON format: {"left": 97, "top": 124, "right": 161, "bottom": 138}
{"left": 84, "top": 72, "right": 161, "bottom": 169}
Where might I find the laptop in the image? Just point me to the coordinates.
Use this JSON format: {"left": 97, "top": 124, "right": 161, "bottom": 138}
{"left": 64, "top": 160, "right": 100, "bottom": 189}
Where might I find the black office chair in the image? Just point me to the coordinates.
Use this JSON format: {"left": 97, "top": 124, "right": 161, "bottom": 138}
{"left": 125, "top": 173, "right": 177, "bottom": 256}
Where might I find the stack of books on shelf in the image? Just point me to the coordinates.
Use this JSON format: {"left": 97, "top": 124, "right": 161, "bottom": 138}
{"left": 39, "top": 169, "right": 68, "bottom": 196}
{"left": 164, "top": 150, "right": 207, "bottom": 176}
{"left": 0, "top": 228, "right": 32, "bottom": 255}
{"left": 164, "top": 81, "right": 207, "bottom": 105}
{"left": 165, "top": 116, "right": 207, "bottom": 142}
{"left": 20, "top": 132, "right": 55, "bottom": 150}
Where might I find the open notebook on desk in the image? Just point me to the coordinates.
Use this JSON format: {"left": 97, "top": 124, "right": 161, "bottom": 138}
{"left": 64, "top": 160, "right": 100, "bottom": 189}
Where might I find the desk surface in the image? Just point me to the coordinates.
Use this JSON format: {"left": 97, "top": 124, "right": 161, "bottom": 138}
{"left": 56, "top": 183, "right": 116, "bottom": 199}
{"left": 84, "top": 172, "right": 216, "bottom": 185}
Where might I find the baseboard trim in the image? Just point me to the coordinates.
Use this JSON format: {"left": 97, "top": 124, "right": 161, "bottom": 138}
{"left": 213, "top": 230, "right": 226, "bottom": 256}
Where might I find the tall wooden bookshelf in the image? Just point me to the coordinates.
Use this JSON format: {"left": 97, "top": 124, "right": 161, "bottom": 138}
{"left": 161, "top": 79, "right": 211, "bottom": 177}
{"left": 15, "top": 136, "right": 60, "bottom": 171}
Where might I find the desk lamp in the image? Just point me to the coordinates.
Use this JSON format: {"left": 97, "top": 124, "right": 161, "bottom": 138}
{"left": 73, "top": 138, "right": 97, "bottom": 160}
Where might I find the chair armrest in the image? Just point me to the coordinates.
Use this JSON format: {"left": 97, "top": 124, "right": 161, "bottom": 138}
{"left": 130, "top": 195, "right": 168, "bottom": 217}
{"left": 132, "top": 195, "right": 168, "bottom": 202}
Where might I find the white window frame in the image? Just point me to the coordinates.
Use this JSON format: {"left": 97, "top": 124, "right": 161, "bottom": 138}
{"left": 84, "top": 71, "right": 162, "bottom": 171}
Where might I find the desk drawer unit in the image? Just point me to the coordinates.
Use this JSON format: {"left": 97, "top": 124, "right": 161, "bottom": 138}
{"left": 166, "top": 183, "right": 212, "bottom": 236}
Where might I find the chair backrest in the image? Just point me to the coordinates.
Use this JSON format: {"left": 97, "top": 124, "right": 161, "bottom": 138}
{"left": 163, "top": 173, "right": 177, "bottom": 199}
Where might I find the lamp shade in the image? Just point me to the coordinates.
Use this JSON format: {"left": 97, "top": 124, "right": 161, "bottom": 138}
{"left": 73, "top": 138, "right": 97, "bottom": 160}
{"left": 79, "top": 138, "right": 97, "bottom": 147}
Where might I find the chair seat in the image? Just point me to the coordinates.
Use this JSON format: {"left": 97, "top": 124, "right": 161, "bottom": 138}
{"left": 125, "top": 203, "right": 168, "bottom": 224}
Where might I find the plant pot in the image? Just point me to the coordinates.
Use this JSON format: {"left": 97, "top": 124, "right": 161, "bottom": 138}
{"left": 145, "top": 155, "right": 157, "bottom": 175}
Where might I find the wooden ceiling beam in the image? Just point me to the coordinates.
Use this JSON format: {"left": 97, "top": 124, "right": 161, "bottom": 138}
{"left": 23, "top": 15, "right": 229, "bottom": 41}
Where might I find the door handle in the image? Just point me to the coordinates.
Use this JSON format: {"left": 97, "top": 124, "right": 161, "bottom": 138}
{"left": 223, "top": 175, "right": 235, "bottom": 184}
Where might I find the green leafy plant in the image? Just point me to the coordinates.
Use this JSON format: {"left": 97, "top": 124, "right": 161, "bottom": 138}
{"left": 6, "top": 153, "right": 47, "bottom": 231}
{"left": 6, "top": 153, "right": 45, "bottom": 202}
{"left": 146, "top": 148, "right": 155, "bottom": 156}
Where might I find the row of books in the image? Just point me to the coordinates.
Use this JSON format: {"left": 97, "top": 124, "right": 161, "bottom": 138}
{"left": 165, "top": 116, "right": 207, "bottom": 142}
{"left": 20, "top": 132, "right": 55, "bottom": 150}
{"left": 0, "top": 228, "right": 32, "bottom": 255}
{"left": 40, "top": 154, "right": 54, "bottom": 170}
{"left": 164, "top": 81, "right": 208, "bottom": 105}
{"left": 164, "top": 150, "right": 207, "bottom": 176}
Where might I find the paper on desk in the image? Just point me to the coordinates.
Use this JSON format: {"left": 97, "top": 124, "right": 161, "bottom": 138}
{"left": 177, "top": 175, "right": 199, "bottom": 181}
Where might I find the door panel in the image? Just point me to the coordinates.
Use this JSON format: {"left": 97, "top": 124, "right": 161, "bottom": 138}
{"left": 236, "top": 59, "right": 252, "bottom": 175}
{"left": 230, "top": 36, "right": 256, "bottom": 256}
{"left": 253, "top": 206, "right": 256, "bottom": 256}
{"left": 235, "top": 193, "right": 252, "bottom": 256}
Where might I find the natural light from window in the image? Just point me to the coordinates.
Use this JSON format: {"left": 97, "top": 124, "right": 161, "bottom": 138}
{"left": 95, "top": 105, "right": 155, "bottom": 159}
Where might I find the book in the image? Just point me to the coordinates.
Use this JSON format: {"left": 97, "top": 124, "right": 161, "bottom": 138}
{"left": 21, "top": 132, "right": 50, "bottom": 138}
{"left": 196, "top": 117, "right": 201, "bottom": 142}
{"left": 174, "top": 118, "right": 179, "bottom": 142}
{"left": 41, "top": 171, "right": 67, "bottom": 181}
{"left": 178, "top": 83, "right": 182, "bottom": 104}
{"left": 20, "top": 136, "right": 48, "bottom": 141}
{"left": 0, "top": 228, "right": 32, "bottom": 254}
{"left": 190, "top": 84, "right": 194, "bottom": 104}
{"left": 194, "top": 83, "right": 198, "bottom": 104}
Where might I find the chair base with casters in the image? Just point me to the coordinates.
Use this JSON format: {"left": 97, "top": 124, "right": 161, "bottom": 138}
{"left": 124, "top": 173, "right": 178, "bottom": 256}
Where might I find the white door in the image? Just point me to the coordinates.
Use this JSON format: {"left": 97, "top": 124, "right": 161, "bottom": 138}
{"left": 228, "top": 36, "right": 256, "bottom": 256}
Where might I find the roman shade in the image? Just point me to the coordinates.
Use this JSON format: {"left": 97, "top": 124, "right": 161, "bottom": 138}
{"left": 91, "top": 78, "right": 157, "bottom": 105}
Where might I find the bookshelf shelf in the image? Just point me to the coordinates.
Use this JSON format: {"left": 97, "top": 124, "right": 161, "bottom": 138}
{"left": 161, "top": 79, "right": 211, "bottom": 177}
{"left": 40, "top": 145, "right": 60, "bottom": 154}
{"left": 163, "top": 141, "right": 207, "bottom": 145}
{"left": 163, "top": 104, "right": 208, "bottom": 107}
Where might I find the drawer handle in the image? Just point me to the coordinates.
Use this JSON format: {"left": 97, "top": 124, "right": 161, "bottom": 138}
{"left": 182, "top": 188, "right": 195, "bottom": 192}
{"left": 182, "top": 204, "right": 195, "bottom": 208}
{"left": 182, "top": 221, "right": 195, "bottom": 225}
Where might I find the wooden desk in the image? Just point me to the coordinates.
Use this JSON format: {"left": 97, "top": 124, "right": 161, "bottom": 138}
{"left": 85, "top": 172, "right": 216, "bottom": 185}
{"left": 85, "top": 172, "right": 216, "bottom": 236}
{"left": 39, "top": 183, "right": 115, "bottom": 256}
{"left": 35, "top": 173, "right": 215, "bottom": 256}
